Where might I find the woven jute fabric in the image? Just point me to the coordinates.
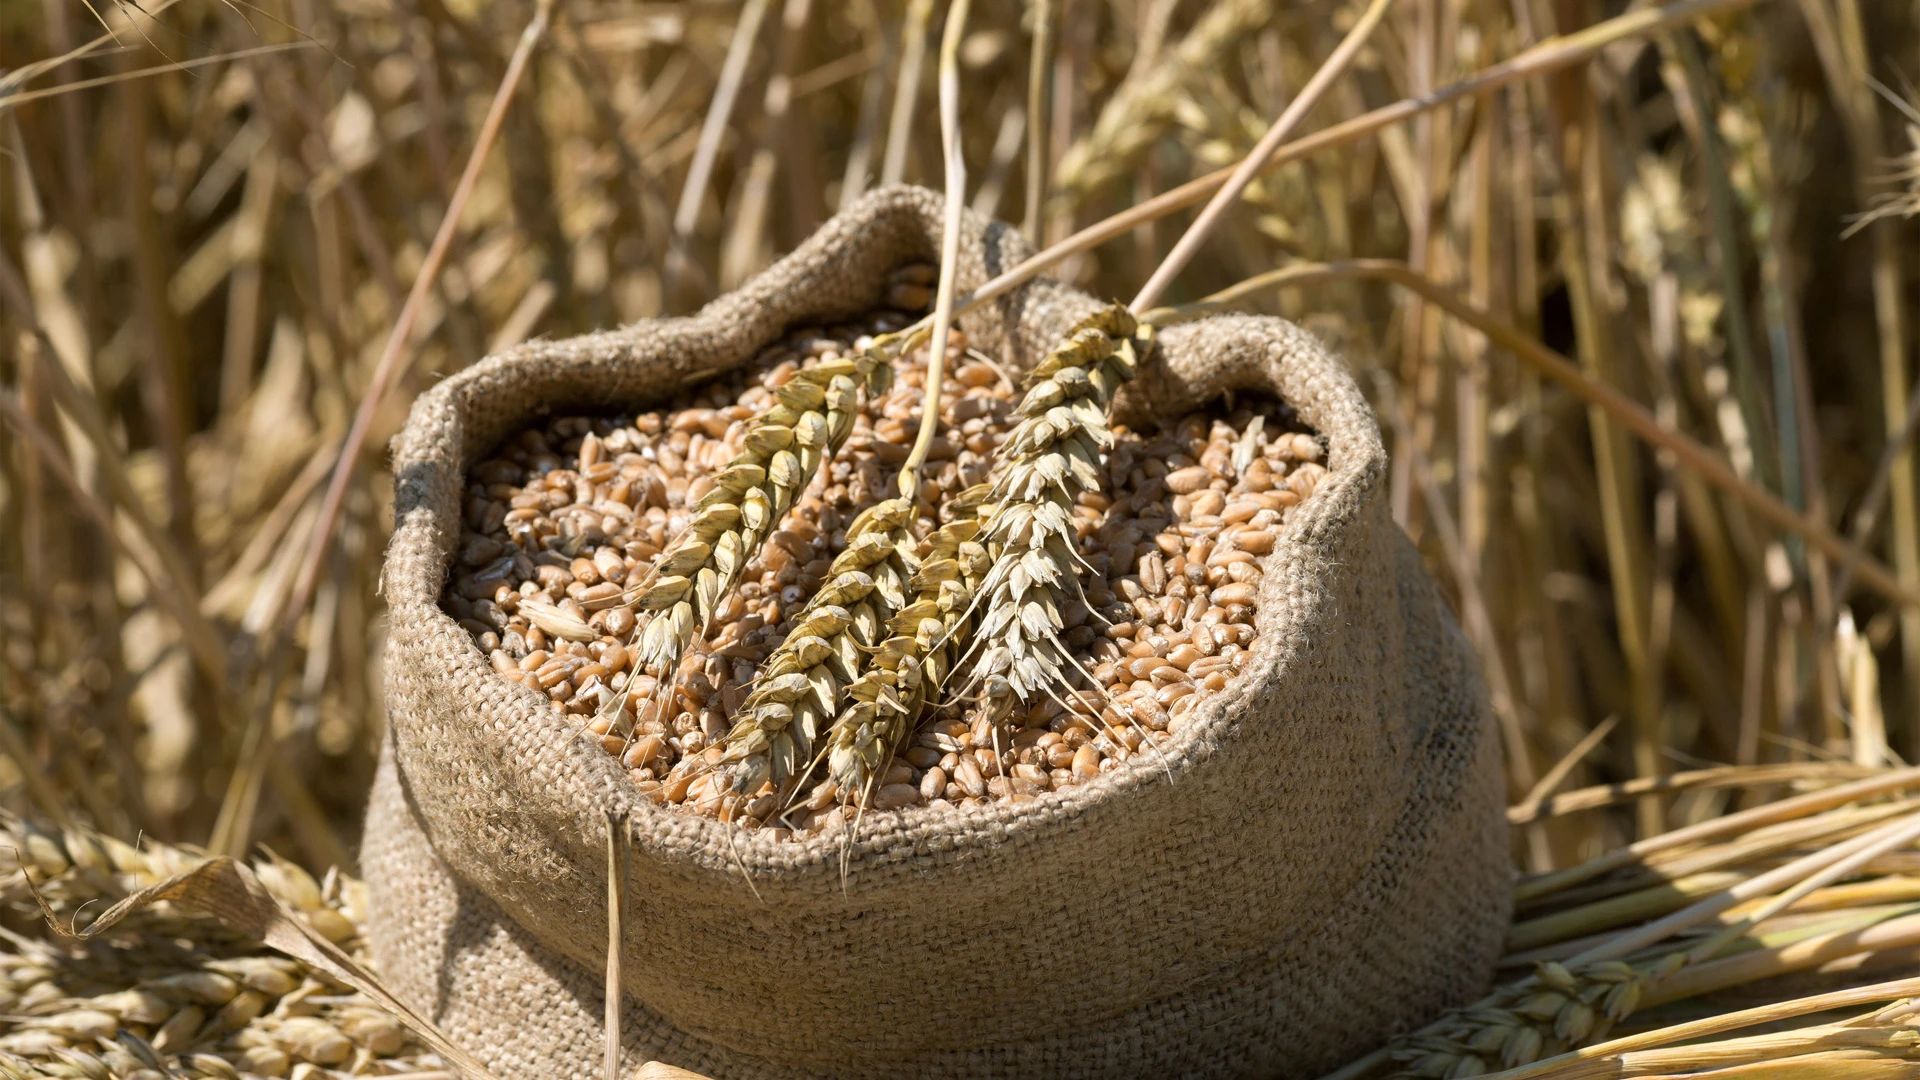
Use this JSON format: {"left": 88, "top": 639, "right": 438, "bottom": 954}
{"left": 365, "top": 184, "right": 1510, "bottom": 1080}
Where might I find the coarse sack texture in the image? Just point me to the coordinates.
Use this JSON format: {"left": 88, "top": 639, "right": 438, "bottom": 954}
{"left": 365, "top": 184, "right": 1510, "bottom": 1080}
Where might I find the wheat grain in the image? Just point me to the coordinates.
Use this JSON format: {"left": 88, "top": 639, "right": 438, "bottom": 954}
{"left": 0, "top": 814, "right": 432, "bottom": 1078}
{"left": 447, "top": 319, "right": 1312, "bottom": 829}
{"left": 963, "top": 305, "right": 1144, "bottom": 714}
{"left": 442, "top": 301, "right": 994, "bottom": 794}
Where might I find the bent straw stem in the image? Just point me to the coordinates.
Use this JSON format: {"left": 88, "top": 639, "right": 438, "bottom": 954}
{"left": 1127, "top": 0, "right": 1394, "bottom": 315}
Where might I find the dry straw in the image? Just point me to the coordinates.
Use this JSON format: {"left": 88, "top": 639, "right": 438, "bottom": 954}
{"left": 0, "top": 814, "right": 438, "bottom": 1079}
{"left": 14, "top": 0, "right": 1920, "bottom": 1076}
{"left": 0, "top": 0, "right": 1815, "bottom": 872}
{"left": 1330, "top": 775, "right": 1920, "bottom": 1079}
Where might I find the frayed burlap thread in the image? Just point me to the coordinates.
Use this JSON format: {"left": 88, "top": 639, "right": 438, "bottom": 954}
{"left": 366, "top": 184, "right": 1510, "bottom": 1080}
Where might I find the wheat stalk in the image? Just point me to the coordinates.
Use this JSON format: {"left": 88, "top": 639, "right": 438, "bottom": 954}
{"left": 947, "top": 0, "right": 1378, "bottom": 724}
{"left": 796, "top": 0, "right": 980, "bottom": 812}
{"left": 704, "top": 497, "right": 918, "bottom": 801}
{"left": 696, "top": 0, "right": 978, "bottom": 804}
{"left": 825, "top": 486, "right": 992, "bottom": 805}
{"left": 624, "top": 341, "right": 907, "bottom": 683}
{"left": 962, "top": 305, "right": 1144, "bottom": 714}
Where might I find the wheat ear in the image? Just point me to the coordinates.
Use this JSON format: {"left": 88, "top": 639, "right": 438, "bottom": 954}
{"left": 962, "top": 304, "right": 1145, "bottom": 712}
{"left": 624, "top": 341, "right": 906, "bottom": 681}
{"left": 706, "top": 497, "right": 918, "bottom": 800}
{"left": 806, "top": 0, "right": 979, "bottom": 810}
{"left": 1051, "top": 0, "right": 1273, "bottom": 200}
{"left": 1381, "top": 957, "right": 1673, "bottom": 1076}
{"left": 825, "top": 486, "right": 992, "bottom": 805}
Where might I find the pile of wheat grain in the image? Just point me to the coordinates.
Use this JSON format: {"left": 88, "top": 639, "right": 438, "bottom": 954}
{"left": 0, "top": 816, "right": 435, "bottom": 1079}
{"left": 443, "top": 296, "right": 1320, "bottom": 837}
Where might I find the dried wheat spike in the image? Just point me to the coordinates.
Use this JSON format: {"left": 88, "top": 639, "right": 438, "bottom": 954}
{"left": 964, "top": 305, "right": 1145, "bottom": 711}
{"left": 1383, "top": 956, "right": 1677, "bottom": 1077}
{"left": 708, "top": 497, "right": 918, "bottom": 800}
{"left": 1052, "top": 0, "right": 1274, "bottom": 198}
{"left": 826, "top": 486, "right": 992, "bottom": 805}
{"left": 627, "top": 343, "right": 900, "bottom": 679}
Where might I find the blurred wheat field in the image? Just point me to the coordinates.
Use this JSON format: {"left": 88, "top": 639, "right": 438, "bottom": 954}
{"left": 1, "top": 0, "right": 1919, "bottom": 916}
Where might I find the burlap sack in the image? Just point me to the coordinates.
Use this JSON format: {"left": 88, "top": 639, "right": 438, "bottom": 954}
{"left": 365, "top": 184, "right": 1510, "bottom": 1080}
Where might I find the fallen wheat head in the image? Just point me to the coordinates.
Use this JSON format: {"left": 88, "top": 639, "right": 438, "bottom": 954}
{"left": 0, "top": 815, "right": 427, "bottom": 1078}
{"left": 1383, "top": 955, "right": 1678, "bottom": 1077}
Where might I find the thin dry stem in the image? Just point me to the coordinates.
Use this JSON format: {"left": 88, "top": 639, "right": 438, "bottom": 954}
{"left": 1021, "top": 0, "right": 1053, "bottom": 242}
{"left": 0, "top": 41, "right": 314, "bottom": 113}
{"left": 1510, "top": 764, "right": 1883, "bottom": 824}
{"left": 1128, "top": 0, "right": 1394, "bottom": 314}
{"left": 899, "top": 0, "right": 972, "bottom": 499}
{"left": 666, "top": 0, "right": 773, "bottom": 294}
{"left": 881, "top": 0, "right": 934, "bottom": 186}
